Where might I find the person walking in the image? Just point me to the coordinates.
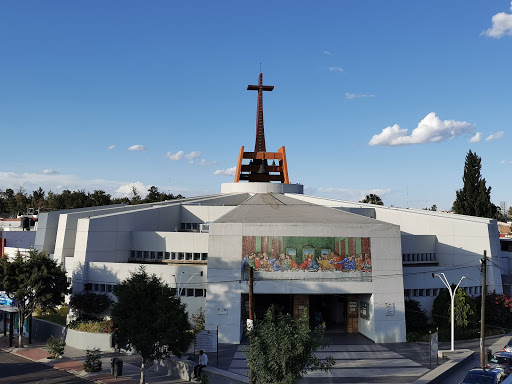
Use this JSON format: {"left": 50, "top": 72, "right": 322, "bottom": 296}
{"left": 193, "top": 350, "right": 208, "bottom": 380}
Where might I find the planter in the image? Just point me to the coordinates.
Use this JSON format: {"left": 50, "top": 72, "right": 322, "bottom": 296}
{"left": 65, "top": 328, "right": 112, "bottom": 351}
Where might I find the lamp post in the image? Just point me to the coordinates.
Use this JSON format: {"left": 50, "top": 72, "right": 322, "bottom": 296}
{"left": 433, "top": 273, "right": 466, "bottom": 351}
{"left": 172, "top": 271, "right": 203, "bottom": 298}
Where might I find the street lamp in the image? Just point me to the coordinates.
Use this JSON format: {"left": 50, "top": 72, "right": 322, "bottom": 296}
{"left": 172, "top": 271, "right": 203, "bottom": 298}
{"left": 433, "top": 273, "right": 466, "bottom": 352}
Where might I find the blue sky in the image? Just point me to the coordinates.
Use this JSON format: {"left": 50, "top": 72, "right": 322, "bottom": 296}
{"left": 1, "top": 1, "right": 511, "bottom": 211}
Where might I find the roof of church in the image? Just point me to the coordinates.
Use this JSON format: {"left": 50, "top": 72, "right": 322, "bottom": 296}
{"left": 213, "top": 193, "right": 388, "bottom": 225}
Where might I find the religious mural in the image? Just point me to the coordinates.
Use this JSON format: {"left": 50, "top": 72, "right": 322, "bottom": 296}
{"left": 241, "top": 236, "right": 372, "bottom": 277}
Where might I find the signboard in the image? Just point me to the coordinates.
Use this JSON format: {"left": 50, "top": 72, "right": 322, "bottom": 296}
{"left": 430, "top": 331, "right": 439, "bottom": 368}
{"left": 349, "top": 302, "right": 357, "bottom": 312}
{"left": 195, "top": 330, "right": 218, "bottom": 353}
{"left": 217, "top": 308, "right": 228, "bottom": 315}
{"left": 385, "top": 303, "right": 395, "bottom": 316}
{"left": 359, "top": 301, "right": 370, "bottom": 320}
{"left": 0, "top": 292, "right": 13, "bottom": 306}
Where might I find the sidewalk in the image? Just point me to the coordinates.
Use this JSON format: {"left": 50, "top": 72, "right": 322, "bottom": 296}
{"left": 0, "top": 335, "right": 189, "bottom": 384}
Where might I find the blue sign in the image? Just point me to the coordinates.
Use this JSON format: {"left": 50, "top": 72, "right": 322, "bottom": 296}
{"left": 0, "top": 291, "right": 14, "bottom": 306}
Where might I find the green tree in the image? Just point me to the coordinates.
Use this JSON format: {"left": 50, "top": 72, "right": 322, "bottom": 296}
{"left": 69, "top": 292, "right": 113, "bottom": 319}
{"left": 452, "top": 150, "right": 499, "bottom": 219}
{"left": 359, "top": 194, "right": 384, "bottom": 205}
{"left": 89, "top": 190, "right": 112, "bottom": 207}
{"left": 246, "top": 306, "right": 334, "bottom": 384}
{"left": 405, "top": 299, "right": 429, "bottom": 331}
{"left": 0, "top": 250, "right": 69, "bottom": 347}
{"left": 111, "top": 268, "right": 193, "bottom": 384}
{"left": 432, "top": 285, "right": 477, "bottom": 333}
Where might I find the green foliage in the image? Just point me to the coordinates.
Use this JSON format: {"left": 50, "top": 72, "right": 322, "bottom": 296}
{"left": 191, "top": 307, "right": 205, "bottom": 334}
{"left": 0, "top": 249, "right": 69, "bottom": 347}
{"left": 405, "top": 300, "right": 429, "bottom": 331}
{"left": 83, "top": 348, "right": 102, "bottom": 372}
{"left": 475, "top": 291, "right": 512, "bottom": 330}
{"left": 111, "top": 267, "right": 193, "bottom": 384}
{"left": 359, "top": 194, "right": 383, "bottom": 205}
{"left": 46, "top": 335, "right": 66, "bottom": 358}
{"left": 432, "top": 286, "right": 477, "bottom": 333}
{"left": 69, "top": 292, "right": 112, "bottom": 317}
{"left": 246, "top": 306, "right": 334, "bottom": 384}
{"left": 68, "top": 319, "right": 114, "bottom": 333}
{"left": 34, "top": 305, "right": 68, "bottom": 325}
{"left": 452, "top": 150, "right": 500, "bottom": 219}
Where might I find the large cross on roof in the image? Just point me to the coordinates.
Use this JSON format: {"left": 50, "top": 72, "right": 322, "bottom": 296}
{"left": 247, "top": 73, "right": 274, "bottom": 152}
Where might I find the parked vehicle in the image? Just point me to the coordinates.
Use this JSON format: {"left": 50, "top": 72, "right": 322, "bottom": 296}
{"left": 460, "top": 367, "right": 507, "bottom": 384}
{"left": 504, "top": 338, "right": 512, "bottom": 353}
{"left": 488, "top": 353, "right": 512, "bottom": 376}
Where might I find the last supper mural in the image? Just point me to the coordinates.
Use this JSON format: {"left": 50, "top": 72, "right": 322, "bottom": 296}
{"left": 241, "top": 236, "right": 372, "bottom": 276}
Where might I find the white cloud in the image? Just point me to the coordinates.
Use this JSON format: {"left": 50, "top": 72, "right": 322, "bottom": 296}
{"left": 469, "top": 132, "right": 482, "bottom": 142}
{"left": 108, "top": 145, "right": 116, "bottom": 150}
{"left": 328, "top": 67, "right": 343, "bottom": 72}
{"left": 345, "top": 92, "right": 376, "bottom": 100}
{"left": 185, "top": 151, "right": 201, "bottom": 163}
{"left": 199, "top": 159, "right": 217, "bottom": 167}
{"left": 485, "top": 131, "right": 505, "bottom": 141}
{"left": 41, "top": 169, "right": 60, "bottom": 175}
{"left": 482, "top": 3, "right": 512, "bottom": 38}
{"left": 128, "top": 145, "right": 146, "bottom": 151}
{"left": 368, "top": 112, "right": 475, "bottom": 146}
{"left": 323, "top": 50, "right": 332, "bottom": 55}
{"left": 115, "top": 182, "right": 151, "bottom": 198}
{"left": 501, "top": 160, "right": 512, "bottom": 164}
{"left": 213, "top": 167, "right": 236, "bottom": 176}
{"left": 166, "top": 150, "right": 184, "bottom": 160}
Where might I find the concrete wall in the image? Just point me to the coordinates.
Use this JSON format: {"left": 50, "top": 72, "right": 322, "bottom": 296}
{"left": 181, "top": 205, "right": 238, "bottom": 223}
{"left": 131, "top": 231, "right": 209, "bottom": 253}
{"left": 65, "top": 328, "right": 112, "bottom": 351}
{"left": 205, "top": 221, "right": 406, "bottom": 344}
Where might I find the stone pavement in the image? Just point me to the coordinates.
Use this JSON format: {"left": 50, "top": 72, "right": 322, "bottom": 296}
{"left": 0, "top": 335, "right": 189, "bottom": 384}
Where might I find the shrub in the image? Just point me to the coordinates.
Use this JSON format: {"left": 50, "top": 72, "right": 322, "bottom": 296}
{"left": 83, "top": 348, "right": 102, "bottom": 372}
{"left": 68, "top": 319, "right": 114, "bottom": 333}
{"left": 70, "top": 292, "right": 112, "bottom": 318}
{"left": 47, "top": 335, "right": 66, "bottom": 359}
{"left": 405, "top": 300, "right": 429, "bottom": 331}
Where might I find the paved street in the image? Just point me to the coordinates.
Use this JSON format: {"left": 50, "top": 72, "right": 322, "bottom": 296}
{"left": 0, "top": 350, "right": 92, "bottom": 384}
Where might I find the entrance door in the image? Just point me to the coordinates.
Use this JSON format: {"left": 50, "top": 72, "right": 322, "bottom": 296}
{"left": 309, "top": 295, "right": 346, "bottom": 333}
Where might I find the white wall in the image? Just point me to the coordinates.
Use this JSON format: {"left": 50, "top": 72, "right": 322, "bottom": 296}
{"left": 205, "top": 221, "right": 406, "bottom": 344}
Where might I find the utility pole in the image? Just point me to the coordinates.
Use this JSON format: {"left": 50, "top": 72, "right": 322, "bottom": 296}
{"left": 248, "top": 266, "right": 254, "bottom": 384}
{"left": 480, "top": 251, "right": 487, "bottom": 368}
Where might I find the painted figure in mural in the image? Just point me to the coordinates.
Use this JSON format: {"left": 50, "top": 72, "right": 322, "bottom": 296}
{"left": 319, "top": 253, "right": 334, "bottom": 270}
{"left": 269, "top": 253, "right": 277, "bottom": 268}
{"left": 329, "top": 251, "right": 344, "bottom": 270}
{"left": 306, "top": 255, "right": 320, "bottom": 272}
{"left": 242, "top": 255, "right": 248, "bottom": 271}
{"left": 277, "top": 254, "right": 287, "bottom": 271}
{"left": 247, "top": 253, "right": 256, "bottom": 270}
{"left": 273, "top": 255, "right": 283, "bottom": 271}
{"left": 356, "top": 254, "right": 364, "bottom": 270}
{"left": 254, "top": 253, "right": 262, "bottom": 270}
{"left": 261, "top": 253, "right": 271, "bottom": 271}
{"left": 286, "top": 254, "right": 299, "bottom": 270}
{"left": 362, "top": 253, "right": 372, "bottom": 272}
{"left": 299, "top": 253, "right": 314, "bottom": 270}
{"left": 331, "top": 255, "right": 356, "bottom": 270}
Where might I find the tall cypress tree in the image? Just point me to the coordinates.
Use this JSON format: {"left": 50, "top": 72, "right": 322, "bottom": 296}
{"left": 452, "top": 150, "right": 499, "bottom": 219}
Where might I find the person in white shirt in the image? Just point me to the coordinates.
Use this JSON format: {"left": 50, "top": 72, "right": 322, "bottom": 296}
{"left": 193, "top": 350, "right": 208, "bottom": 380}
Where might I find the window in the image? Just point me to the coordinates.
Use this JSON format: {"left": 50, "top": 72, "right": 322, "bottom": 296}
{"left": 186, "top": 288, "right": 194, "bottom": 297}
{"left": 107, "top": 285, "right": 113, "bottom": 293}
{"left": 185, "top": 253, "right": 192, "bottom": 261}
{"left": 192, "top": 223, "right": 199, "bottom": 231}
{"left": 426, "top": 289, "right": 431, "bottom": 296}
{"left": 94, "top": 284, "right": 99, "bottom": 291}
{"left": 419, "top": 289, "right": 424, "bottom": 297}
{"left": 195, "top": 289, "right": 204, "bottom": 297}
{"left": 469, "top": 287, "right": 473, "bottom": 294}
{"left": 404, "top": 289, "right": 410, "bottom": 297}
{"left": 171, "top": 252, "right": 177, "bottom": 260}
{"left": 433, "top": 288, "right": 439, "bottom": 296}
{"left": 143, "top": 251, "right": 149, "bottom": 259}
{"left": 84, "top": 283, "right": 92, "bottom": 291}
{"left": 201, "top": 253, "right": 208, "bottom": 261}
{"left": 150, "top": 251, "right": 156, "bottom": 259}
{"left": 137, "top": 251, "right": 143, "bottom": 258}
{"left": 178, "top": 253, "right": 184, "bottom": 260}
{"left": 157, "top": 252, "right": 163, "bottom": 259}
{"left": 412, "top": 289, "right": 418, "bottom": 297}
{"left": 100, "top": 284, "right": 106, "bottom": 292}
{"left": 193, "top": 253, "right": 201, "bottom": 261}
{"left": 165, "top": 252, "right": 170, "bottom": 260}
{"left": 131, "top": 250, "right": 136, "bottom": 258}
{"left": 181, "top": 223, "right": 186, "bottom": 230}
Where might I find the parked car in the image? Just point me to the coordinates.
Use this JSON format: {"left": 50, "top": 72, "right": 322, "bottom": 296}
{"left": 460, "top": 367, "right": 507, "bottom": 384}
{"left": 488, "top": 353, "right": 512, "bottom": 376}
{"left": 504, "top": 338, "right": 512, "bottom": 353}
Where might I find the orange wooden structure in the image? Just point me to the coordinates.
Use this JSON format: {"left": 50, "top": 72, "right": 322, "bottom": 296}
{"left": 234, "top": 73, "right": 290, "bottom": 184}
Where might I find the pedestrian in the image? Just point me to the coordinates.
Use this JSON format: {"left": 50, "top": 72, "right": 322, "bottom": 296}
{"left": 193, "top": 349, "right": 208, "bottom": 380}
